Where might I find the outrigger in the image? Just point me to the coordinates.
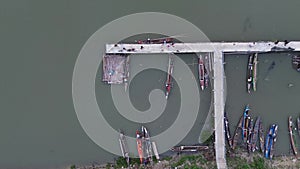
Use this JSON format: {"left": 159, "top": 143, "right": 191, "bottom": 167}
{"left": 142, "top": 126, "right": 153, "bottom": 164}
{"left": 119, "top": 130, "right": 130, "bottom": 166}
{"left": 288, "top": 116, "right": 298, "bottom": 157}
{"left": 252, "top": 53, "right": 258, "bottom": 91}
{"left": 224, "top": 112, "right": 233, "bottom": 149}
{"left": 246, "top": 54, "right": 254, "bottom": 93}
{"left": 198, "top": 55, "right": 205, "bottom": 90}
{"left": 165, "top": 55, "right": 174, "bottom": 99}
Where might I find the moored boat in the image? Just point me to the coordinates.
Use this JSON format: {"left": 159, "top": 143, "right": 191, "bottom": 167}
{"left": 136, "top": 130, "right": 144, "bottom": 164}
{"left": 252, "top": 53, "right": 258, "bottom": 91}
{"left": 250, "top": 117, "right": 260, "bottom": 152}
{"left": 270, "top": 124, "right": 278, "bottom": 159}
{"left": 224, "top": 112, "right": 233, "bottom": 149}
{"left": 242, "top": 105, "right": 251, "bottom": 143}
{"left": 247, "top": 118, "right": 253, "bottom": 153}
{"left": 264, "top": 125, "right": 274, "bottom": 159}
{"left": 288, "top": 116, "right": 298, "bottom": 157}
{"left": 247, "top": 54, "right": 254, "bottom": 93}
{"left": 136, "top": 37, "right": 173, "bottom": 44}
{"left": 165, "top": 55, "right": 174, "bottom": 99}
{"left": 259, "top": 119, "right": 265, "bottom": 153}
{"left": 297, "top": 117, "right": 300, "bottom": 137}
{"left": 232, "top": 115, "right": 244, "bottom": 149}
{"left": 170, "top": 145, "right": 209, "bottom": 152}
{"left": 198, "top": 55, "right": 205, "bottom": 90}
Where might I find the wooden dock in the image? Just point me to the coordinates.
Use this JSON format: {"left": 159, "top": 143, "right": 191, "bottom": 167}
{"left": 106, "top": 41, "right": 300, "bottom": 169}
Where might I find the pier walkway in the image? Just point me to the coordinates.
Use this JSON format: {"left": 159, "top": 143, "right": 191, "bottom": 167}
{"left": 106, "top": 41, "right": 300, "bottom": 169}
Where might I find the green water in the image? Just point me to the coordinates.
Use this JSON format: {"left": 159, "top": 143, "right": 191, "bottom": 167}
{"left": 1, "top": 0, "right": 300, "bottom": 168}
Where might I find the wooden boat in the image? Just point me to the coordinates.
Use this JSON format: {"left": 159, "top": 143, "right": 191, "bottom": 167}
{"left": 165, "top": 55, "right": 174, "bottom": 99}
{"left": 232, "top": 115, "right": 244, "bottom": 149}
{"left": 292, "top": 55, "right": 300, "bottom": 72}
{"left": 136, "top": 130, "right": 144, "bottom": 164}
{"left": 270, "top": 124, "right": 278, "bottom": 159}
{"left": 259, "top": 118, "right": 265, "bottom": 153}
{"left": 142, "top": 126, "right": 153, "bottom": 164}
{"left": 247, "top": 118, "right": 253, "bottom": 153}
{"left": 264, "top": 125, "right": 274, "bottom": 159}
{"left": 136, "top": 37, "right": 173, "bottom": 44}
{"left": 246, "top": 54, "right": 254, "bottom": 93}
{"left": 170, "top": 145, "right": 209, "bottom": 152}
{"left": 252, "top": 53, "right": 258, "bottom": 91}
{"left": 297, "top": 117, "right": 300, "bottom": 137}
{"left": 288, "top": 117, "right": 298, "bottom": 157}
{"left": 224, "top": 112, "right": 233, "bottom": 148}
{"left": 242, "top": 105, "right": 251, "bottom": 143}
{"left": 250, "top": 117, "right": 260, "bottom": 152}
{"left": 123, "top": 55, "right": 130, "bottom": 92}
{"left": 119, "top": 130, "right": 130, "bottom": 166}
{"left": 198, "top": 55, "right": 205, "bottom": 90}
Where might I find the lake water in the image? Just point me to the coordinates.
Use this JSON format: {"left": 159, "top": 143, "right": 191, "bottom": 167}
{"left": 1, "top": 0, "right": 300, "bottom": 168}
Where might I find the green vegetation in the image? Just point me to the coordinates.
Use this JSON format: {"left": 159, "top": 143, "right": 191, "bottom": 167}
{"left": 115, "top": 157, "right": 128, "bottom": 168}
{"left": 70, "top": 165, "right": 76, "bottom": 169}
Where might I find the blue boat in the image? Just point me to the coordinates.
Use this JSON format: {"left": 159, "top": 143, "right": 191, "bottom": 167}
{"left": 264, "top": 124, "right": 278, "bottom": 159}
{"left": 241, "top": 105, "right": 251, "bottom": 143}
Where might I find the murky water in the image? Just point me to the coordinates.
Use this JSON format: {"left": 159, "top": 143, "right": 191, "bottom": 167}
{"left": 1, "top": 0, "right": 300, "bottom": 168}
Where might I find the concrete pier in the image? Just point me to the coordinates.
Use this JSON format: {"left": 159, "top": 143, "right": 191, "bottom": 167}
{"left": 105, "top": 41, "right": 300, "bottom": 169}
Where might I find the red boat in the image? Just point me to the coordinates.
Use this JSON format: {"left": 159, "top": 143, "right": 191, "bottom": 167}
{"left": 136, "top": 130, "right": 144, "bottom": 164}
{"left": 198, "top": 55, "right": 205, "bottom": 90}
{"left": 165, "top": 55, "right": 174, "bottom": 99}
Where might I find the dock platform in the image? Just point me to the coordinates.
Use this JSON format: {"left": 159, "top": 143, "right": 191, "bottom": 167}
{"left": 105, "top": 40, "right": 300, "bottom": 169}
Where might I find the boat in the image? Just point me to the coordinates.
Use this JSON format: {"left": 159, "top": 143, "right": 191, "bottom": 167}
{"left": 297, "top": 117, "right": 300, "bottom": 137}
{"left": 242, "top": 105, "right": 251, "bottom": 143}
{"left": 198, "top": 55, "right": 205, "bottom": 90}
{"left": 136, "top": 37, "right": 173, "bottom": 44}
{"left": 247, "top": 118, "right": 253, "bottom": 153}
{"left": 119, "top": 130, "right": 130, "bottom": 166}
{"left": 270, "top": 124, "right": 278, "bottom": 159}
{"left": 264, "top": 125, "right": 274, "bottom": 159}
{"left": 204, "top": 53, "right": 210, "bottom": 88}
{"left": 165, "top": 55, "right": 174, "bottom": 99}
{"left": 288, "top": 116, "right": 298, "bottom": 157}
{"left": 292, "top": 54, "right": 300, "bottom": 72}
{"left": 252, "top": 53, "right": 258, "bottom": 91}
{"left": 250, "top": 117, "right": 260, "bottom": 153}
{"left": 259, "top": 118, "right": 265, "bottom": 153}
{"left": 232, "top": 115, "right": 244, "bottom": 149}
{"left": 123, "top": 55, "right": 130, "bottom": 92}
{"left": 170, "top": 145, "right": 209, "bottom": 152}
{"left": 136, "top": 130, "right": 144, "bottom": 164}
{"left": 224, "top": 112, "right": 233, "bottom": 149}
{"left": 246, "top": 54, "right": 254, "bottom": 93}
{"left": 142, "top": 126, "right": 153, "bottom": 164}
